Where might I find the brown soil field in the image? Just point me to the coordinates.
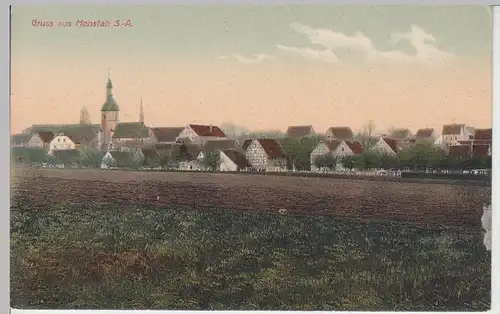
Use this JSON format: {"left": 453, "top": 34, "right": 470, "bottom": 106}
{"left": 11, "top": 168, "right": 491, "bottom": 228}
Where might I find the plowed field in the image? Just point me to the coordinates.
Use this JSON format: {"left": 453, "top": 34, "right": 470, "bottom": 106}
{"left": 11, "top": 168, "right": 491, "bottom": 228}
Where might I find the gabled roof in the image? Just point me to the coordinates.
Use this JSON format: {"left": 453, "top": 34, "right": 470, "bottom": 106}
{"left": 27, "top": 124, "right": 100, "bottom": 142}
{"left": 390, "top": 128, "right": 412, "bottom": 139}
{"left": 188, "top": 124, "right": 226, "bottom": 137}
{"left": 344, "top": 140, "right": 364, "bottom": 154}
{"left": 248, "top": 139, "right": 286, "bottom": 159}
{"left": 326, "top": 127, "right": 353, "bottom": 140}
{"left": 11, "top": 133, "right": 33, "bottom": 145}
{"left": 202, "top": 139, "right": 238, "bottom": 153}
{"left": 442, "top": 124, "right": 464, "bottom": 135}
{"left": 242, "top": 139, "right": 254, "bottom": 151}
{"left": 381, "top": 137, "right": 398, "bottom": 153}
{"left": 221, "top": 149, "right": 252, "bottom": 169}
{"left": 151, "top": 127, "right": 184, "bottom": 142}
{"left": 416, "top": 128, "right": 435, "bottom": 138}
{"left": 286, "top": 125, "right": 314, "bottom": 138}
{"left": 37, "top": 131, "right": 55, "bottom": 143}
{"left": 474, "top": 129, "right": 492, "bottom": 140}
{"left": 113, "top": 122, "right": 150, "bottom": 139}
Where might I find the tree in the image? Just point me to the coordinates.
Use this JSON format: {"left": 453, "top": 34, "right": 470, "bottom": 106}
{"left": 313, "top": 154, "right": 337, "bottom": 171}
{"left": 201, "top": 151, "right": 221, "bottom": 171}
{"left": 280, "top": 136, "right": 323, "bottom": 171}
{"left": 363, "top": 151, "right": 382, "bottom": 169}
{"left": 81, "top": 151, "right": 105, "bottom": 169}
{"left": 360, "top": 120, "right": 376, "bottom": 150}
{"left": 380, "top": 153, "right": 400, "bottom": 170}
{"left": 398, "top": 142, "right": 447, "bottom": 171}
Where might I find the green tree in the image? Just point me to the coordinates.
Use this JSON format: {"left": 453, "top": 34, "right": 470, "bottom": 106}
{"left": 363, "top": 151, "right": 382, "bottom": 169}
{"left": 201, "top": 151, "right": 221, "bottom": 171}
{"left": 81, "top": 151, "right": 105, "bottom": 168}
{"left": 380, "top": 153, "right": 400, "bottom": 170}
{"left": 281, "top": 136, "right": 323, "bottom": 171}
{"left": 313, "top": 154, "right": 337, "bottom": 171}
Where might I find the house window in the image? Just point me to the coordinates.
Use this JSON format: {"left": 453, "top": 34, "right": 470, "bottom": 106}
{"left": 454, "top": 136, "right": 457, "bottom": 140}
{"left": 58, "top": 138, "right": 61, "bottom": 142}
{"left": 341, "top": 147, "right": 344, "bottom": 152}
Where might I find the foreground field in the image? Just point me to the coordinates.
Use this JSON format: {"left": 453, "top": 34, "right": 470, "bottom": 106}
{"left": 10, "top": 168, "right": 491, "bottom": 310}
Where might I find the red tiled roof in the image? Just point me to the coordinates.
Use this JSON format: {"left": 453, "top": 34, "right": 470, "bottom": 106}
{"left": 474, "top": 129, "right": 492, "bottom": 140}
{"left": 473, "top": 144, "right": 489, "bottom": 157}
{"left": 382, "top": 137, "right": 398, "bottom": 153}
{"left": 442, "top": 124, "right": 464, "bottom": 135}
{"left": 286, "top": 125, "right": 314, "bottom": 138}
{"left": 188, "top": 124, "right": 226, "bottom": 137}
{"left": 345, "top": 140, "right": 364, "bottom": 154}
{"left": 449, "top": 145, "right": 470, "bottom": 157}
{"left": 151, "top": 127, "right": 184, "bottom": 142}
{"left": 255, "top": 139, "right": 286, "bottom": 159}
{"left": 326, "top": 127, "right": 353, "bottom": 140}
{"left": 416, "top": 128, "right": 434, "bottom": 138}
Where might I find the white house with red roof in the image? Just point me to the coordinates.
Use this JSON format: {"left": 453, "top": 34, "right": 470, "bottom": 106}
{"left": 242, "top": 138, "right": 287, "bottom": 172}
{"left": 176, "top": 124, "right": 228, "bottom": 145}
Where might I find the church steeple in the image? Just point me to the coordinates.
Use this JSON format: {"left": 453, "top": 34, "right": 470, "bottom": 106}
{"left": 139, "top": 95, "right": 144, "bottom": 124}
{"left": 101, "top": 70, "right": 120, "bottom": 112}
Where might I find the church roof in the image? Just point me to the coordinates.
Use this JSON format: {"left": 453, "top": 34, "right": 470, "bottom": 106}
{"left": 112, "top": 122, "right": 150, "bottom": 139}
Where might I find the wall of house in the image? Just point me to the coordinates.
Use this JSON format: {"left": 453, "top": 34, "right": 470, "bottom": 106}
{"left": 332, "top": 141, "right": 354, "bottom": 158}
{"left": 27, "top": 134, "right": 44, "bottom": 148}
{"left": 176, "top": 127, "right": 201, "bottom": 144}
{"left": 179, "top": 160, "right": 202, "bottom": 171}
{"left": 50, "top": 135, "right": 76, "bottom": 151}
{"left": 219, "top": 151, "right": 238, "bottom": 172}
{"left": 245, "top": 140, "right": 269, "bottom": 170}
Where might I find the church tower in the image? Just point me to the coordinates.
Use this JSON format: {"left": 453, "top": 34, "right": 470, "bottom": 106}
{"left": 139, "top": 95, "right": 144, "bottom": 124}
{"left": 101, "top": 73, "right": 120, "bottom": 150}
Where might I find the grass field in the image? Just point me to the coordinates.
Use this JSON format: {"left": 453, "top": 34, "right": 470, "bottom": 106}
{"left": 10, "top": 168, "right": 491, "bottom": 310}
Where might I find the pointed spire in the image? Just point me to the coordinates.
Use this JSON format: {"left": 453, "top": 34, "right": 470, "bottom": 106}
{"left": 139, "top": 94, "right": 144, "bottom": 124}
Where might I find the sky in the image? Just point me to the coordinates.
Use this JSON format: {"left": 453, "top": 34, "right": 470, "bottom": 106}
{"left": 10, "top": 5, "right": 493, "bottom": 135}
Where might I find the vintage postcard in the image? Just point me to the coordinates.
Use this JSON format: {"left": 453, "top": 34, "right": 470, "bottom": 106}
{"left": 10, "top": 5, "right": 492, "bottom": 311}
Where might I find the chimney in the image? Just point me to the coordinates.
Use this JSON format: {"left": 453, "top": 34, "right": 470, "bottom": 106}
{"left": 209, "top": 124, "right": 213, "bottom": 133}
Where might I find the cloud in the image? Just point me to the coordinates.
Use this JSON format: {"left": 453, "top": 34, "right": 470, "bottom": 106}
{"left": 219, "top": 53, "right": 274, "bottom": 64}
{"left": 278, "top": 22, "right": 455, "bottom": 65}
{"left": 276, "top": 45, "right": 340, "bottom": 63}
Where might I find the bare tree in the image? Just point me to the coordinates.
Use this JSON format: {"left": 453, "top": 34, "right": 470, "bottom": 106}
{"left": 360, "top": 120, "right": 376, "bottom": 149}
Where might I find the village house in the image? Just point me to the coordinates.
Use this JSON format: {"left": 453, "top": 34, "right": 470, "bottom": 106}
{"left": 48, "top": 127, "right": 102, "bottom": 154}
{"left": 176, "top": 124, "right": 228, "bottom": 146}
{"left": 219, "top": 149, "right": 252, "bottom": 172}
{"left": 11, "top": 133, "right": 45, "bottom": 148}
{"left": 371, "top": 137, "right": 398, "bottom": 156}
{"left": 154, "top": 142, "right": 183, "bottom": 169}
{"left": 100, "top": 150, "right": 136, "bottom": 169}
{"left": 27, "top": 124, "right": 102, "bottom": 151}
{"left": 473, "top": 128, "right": 492, "bottom": 146}
{"left": 389, "top": 128, "right": 413, "bottom": 150}
{"left": 242, "top": 138, "right": 287, "bottom": 172}
{"left": 415, "top": 128, "right": 437, "bottom": 143}
{"left": 324, "top": 126, "right": 354, "bottom": 141}
{"left": 132, "top": 148, "right": 162, "bottom": 168}
{"left": 310, "top": 140, "right": 363, "bottom": 172}
{"left": 150, "top": 127, "right": 185, "bottom": 144}
{"left": 111, "top": 122, "right": 154, "bottom": 151}
{"left": 285, "top": 125, "right": 316, "bottom": 138}
{"left": 441, "top": 124, "right": 474, "bottom": 147}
